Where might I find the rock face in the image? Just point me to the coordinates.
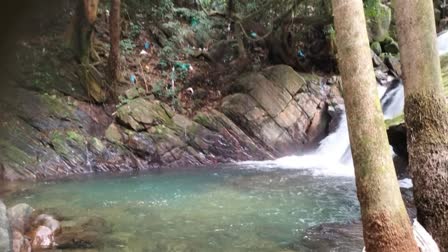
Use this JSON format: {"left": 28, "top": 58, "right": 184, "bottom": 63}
{"left": 0, "top": 201, "right": 10, "bottom": 252}
{"left": 7, "top": 204, "right": 34, "bottom": 234}
{"left": 0, "top": 65, "right": 332, "bottom": 181}
{"left": 365, "top": 1, "right": 392, "bottom": 42}
{"left": 221, "top": 65, "right": 329, "bottom": 155}
{"left": 31, "top": 226, "right": 54, "bottom": 250}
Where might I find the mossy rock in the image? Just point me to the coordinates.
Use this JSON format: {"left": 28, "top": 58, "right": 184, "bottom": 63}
{"left": 105, "top": 124, "right": 123, "bottom": 144}
{"left": 365, "top": 0, "right": 392, "bottom": 42}
{"left": 116, "top": 98, "right": 173, "bottom": 131}
{"left": 371, "top": 41, "right": 382, "bottom": 55}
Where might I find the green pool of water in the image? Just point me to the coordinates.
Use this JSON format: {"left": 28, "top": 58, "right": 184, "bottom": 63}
{"left": 1, "top": 166, "right": 360, "bottom": 251}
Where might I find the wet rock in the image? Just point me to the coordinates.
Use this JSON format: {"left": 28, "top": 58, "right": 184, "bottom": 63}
{"left": 31, "top": 225, "right": 54, "bottom": 250}
{"left": 385, "top": 55, "right": 402, "bottom": 76}
{"left": 382, "top": 38, "right": 400, "bottom": 55}
{"left": 32, "top": 214, "right": 61, "bottom": 234}
{"left": 12, "top": 230, "right": 31, "bottom": 252}
{"left": 0, "top": 201, "right": 10, "bottom": 252}
{"left": 371, "top": 50, "right": 389, "bottom": 71}
{"left": 371, "top": 41, "right": 382, "bottom": 55}
{"left": 7, "top": 203, "right": 34, "bottom": 234}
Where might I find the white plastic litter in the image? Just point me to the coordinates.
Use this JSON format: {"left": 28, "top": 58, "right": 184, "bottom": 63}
{"left": 139, "top": 50, "right": 149, "bottom": 55}
{"left": 186, "top": 87, "right": 194, "bottom": 95}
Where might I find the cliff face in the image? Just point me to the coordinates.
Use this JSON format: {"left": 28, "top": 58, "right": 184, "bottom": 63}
{"left": 0, "top": 61, "right": 333, "bottom": 181}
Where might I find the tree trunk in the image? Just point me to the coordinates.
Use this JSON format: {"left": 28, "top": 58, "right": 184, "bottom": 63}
{"left": 394, "top": 0, "right": 448, "bottom": 250}
{"left": 65, "top": 0, "right": 99, "bottom": 64}
{"left": 108, "top": 0, "right": 121, "bottom": 82}
{"left": 331, "top": 0, "right": 419, "bottom": 251}
{"left": 227, "top": 0, "right": 246, "bottom": 59}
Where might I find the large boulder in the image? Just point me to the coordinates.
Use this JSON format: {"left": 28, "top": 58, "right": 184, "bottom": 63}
{"left": 365, "top": 1, "right": 392, "bottom": 42}
{"left": 7, "top": 204, "right": 34, "bottom": 234}
{"left": 221, "top": 65, "right": 329, "bottom": 155}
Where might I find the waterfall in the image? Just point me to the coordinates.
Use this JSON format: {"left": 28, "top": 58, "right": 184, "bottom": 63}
{"left": 240, "top": 83, "right": 403, "bottom": 177}
{"left": 240, "top": 32, "right": 448, "bottom": 177}
{"left": 438, "top": 30, "right": 448, "bottom": 56}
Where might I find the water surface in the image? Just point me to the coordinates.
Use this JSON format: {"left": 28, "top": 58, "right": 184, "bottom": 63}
{"left": 1, "top": 166, "right": 360, "bottom": 251}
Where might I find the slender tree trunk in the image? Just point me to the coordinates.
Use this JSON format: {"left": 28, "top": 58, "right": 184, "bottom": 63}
{"left": 227, "top": 0, "right": 246, "bottom": 59}
{"left": 65, "top": 0, "right": 99, "bottom": 64}
{"left": 331, "top": 0, "right": 419, "bottom": 251}
{"left": 394, "top": 0, "right": 448, "bottom": 250}
{"left": 108, "top": 0, "right": 121, "bottom": 82}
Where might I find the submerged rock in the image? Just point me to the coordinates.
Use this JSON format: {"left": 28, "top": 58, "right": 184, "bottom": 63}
{"left": 55, "top": 216, "right": 112, "bottom": 249}
{"left": 295, "top": 221, "right": 364, "bottom": 251}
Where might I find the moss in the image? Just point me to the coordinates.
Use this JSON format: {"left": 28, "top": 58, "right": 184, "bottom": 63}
{"left": 40, "top": 93, "right": 73, "bottom": 119}
{"left": 49, "top": 130, "right": 86, "bottom": 159}
{"left": 193, "top": 113, "right": 214, "bottom": 129}
{"left": 90, "top": 137, "right": 106, "bottom": 153}
{"left": 405, "top": 92, "right": 448, "bottom": 144}
{"left": 66, "top": 130, "right": 85, "bottom": 144}
{"left": 440, "top": 54, "right": 448, "bottom": 96}
{"left": 0, "top": 139, "right": 34, "bottom": 165}
{"left": 385, "top": 114, "right": 404, "bottom": 128}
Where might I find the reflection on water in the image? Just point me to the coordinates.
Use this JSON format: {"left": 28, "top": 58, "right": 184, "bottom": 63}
{"left": 1, "top": 166, "right": 360, "bottom": 251}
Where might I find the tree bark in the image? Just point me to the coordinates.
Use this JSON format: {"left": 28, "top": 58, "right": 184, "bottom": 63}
{"left": 108, "top": 0, "right": 121, "bottom": 82}
{"left": 331, "top": 0, "right": 419, "bottom": 251}
{"left": 227, "top": 0, "right": 246, "bottom": 59}
{"left": 394, "top": 0, "right": 448, "bottom": 250}
{"left": 65, "top": 0, "right": 99, "bottom": 64}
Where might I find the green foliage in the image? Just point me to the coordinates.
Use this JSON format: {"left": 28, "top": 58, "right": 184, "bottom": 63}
{"left": 364, "top": 0, "right": 381, "bottom": 18}
{"left": 126, "top": 0, "right": 174, "bottom": 20}
{"left": 151, "top": 0, "right": 175, "bottom": 19}
{"left": 159, "top": 42, "right": 176, "bottom": 62}
{"left": 120, "top": 39, "right": 136, "bottom": 54}
{"left": 153, "top": 80, "right": 165, "bottom": 97}
{"left": 130, "top": 22, "right": 142, "bottom": 39}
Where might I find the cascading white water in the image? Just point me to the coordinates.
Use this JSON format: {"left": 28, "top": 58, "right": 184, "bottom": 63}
{"left": 241, "top": 32, "right": 447, "bottom": 177}
{"left": 240, "top": 84, "right": 401, "bottom": 177}
{"left": 438, "top": 30, "right": 448, "bottom": 55}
